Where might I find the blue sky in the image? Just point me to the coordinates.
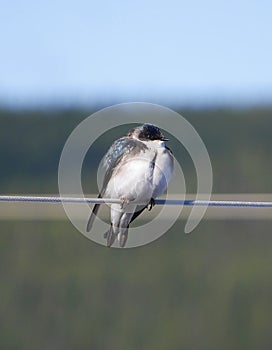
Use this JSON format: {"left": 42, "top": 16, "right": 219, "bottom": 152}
{"left": 1, "top": 0, "right": 272, "bottom": 108}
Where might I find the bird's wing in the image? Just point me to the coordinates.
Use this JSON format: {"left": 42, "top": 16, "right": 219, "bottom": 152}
{"left": 86, "top": 137, "right": 148, "bottom": 232}
{"left": 86, "top": 193, "right": 102, "bottom": 232}
{"left": 101, "top": 137, "right": 148, "bottom": 191}
{"left": 129, "top": 205, "right": 147, "bottom": 224}
{"left": 165, "top": 145, "right": 174, "bottom": 157}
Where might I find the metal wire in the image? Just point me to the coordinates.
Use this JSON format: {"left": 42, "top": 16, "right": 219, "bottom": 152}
{"left": 0, "top": 195, "right": 272, "bottom": 208}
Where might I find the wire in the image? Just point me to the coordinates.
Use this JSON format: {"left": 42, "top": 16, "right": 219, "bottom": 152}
{"left": 0, "top": 195, "right": 272, "bottom": 208}
{"left": 0, "top": 195, "right": 120, "bottom": 204}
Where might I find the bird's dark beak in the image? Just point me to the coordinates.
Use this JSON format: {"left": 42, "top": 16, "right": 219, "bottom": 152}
{"left": 162, "top": 136, "right": 169, "bottom": 141}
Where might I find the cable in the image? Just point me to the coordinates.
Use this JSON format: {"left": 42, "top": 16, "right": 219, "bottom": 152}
{"left": 0, "top": 195, "right": 272, "bottom": 208}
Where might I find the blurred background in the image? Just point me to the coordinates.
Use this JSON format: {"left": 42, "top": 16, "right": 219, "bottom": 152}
{"left": 1, "top": 1, "right": 272, "bottom": 349}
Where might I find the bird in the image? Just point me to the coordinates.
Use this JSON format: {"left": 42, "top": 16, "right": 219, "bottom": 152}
{"left": 86, "top": 123, "right": 174, "bottom": 247}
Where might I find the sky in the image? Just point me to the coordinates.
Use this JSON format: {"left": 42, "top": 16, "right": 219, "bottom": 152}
{"left": 0, "top": 0, "right": 272, "bottom": 108}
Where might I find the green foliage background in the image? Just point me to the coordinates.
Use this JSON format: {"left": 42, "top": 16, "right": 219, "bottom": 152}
{"left": 0, "top": 108, "right": 272, "bottom": 349}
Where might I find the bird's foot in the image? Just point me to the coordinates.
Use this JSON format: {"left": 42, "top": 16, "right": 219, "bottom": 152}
{"left": 147, "top": 198, "right": 155, "bottom": 211}
{"left": 120, "top": 197, "right": 130, "bottom": 209}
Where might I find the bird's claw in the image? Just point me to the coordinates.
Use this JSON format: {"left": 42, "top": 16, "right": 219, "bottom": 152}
{"left": 147, "top": 198, "right": 155, "bottom": 211}
{"left": 120, "top": 197, "right": 130, "bottom": 209}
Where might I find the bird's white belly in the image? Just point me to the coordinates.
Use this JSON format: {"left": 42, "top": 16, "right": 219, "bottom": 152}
{"left": 105, "top": 153, "right": 155, "bottom": 204}
{"left": 105, "top": 142, "right": 174, "bottom": 205}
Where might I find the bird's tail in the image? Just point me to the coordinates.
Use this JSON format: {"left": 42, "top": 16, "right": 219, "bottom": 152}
{"left": 104, "top": 224, "right": 117, "bottom": 247}
{"left": 86, "top": 193, "right": 102, "bottom": 232}
{"left": 118, "top": 227, "right": 129, "bottom": 248}
{"left": 103, "top": 225, "right": 129, "bottom": 248}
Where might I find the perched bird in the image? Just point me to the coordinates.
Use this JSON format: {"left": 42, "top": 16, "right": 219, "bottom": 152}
{"left": 86, "top": 123, "right": 174, "bottom": 247}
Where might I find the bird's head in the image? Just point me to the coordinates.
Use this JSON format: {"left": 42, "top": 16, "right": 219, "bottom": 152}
{"left": 127, "top": 123, "right": 169, "bottom": 141}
